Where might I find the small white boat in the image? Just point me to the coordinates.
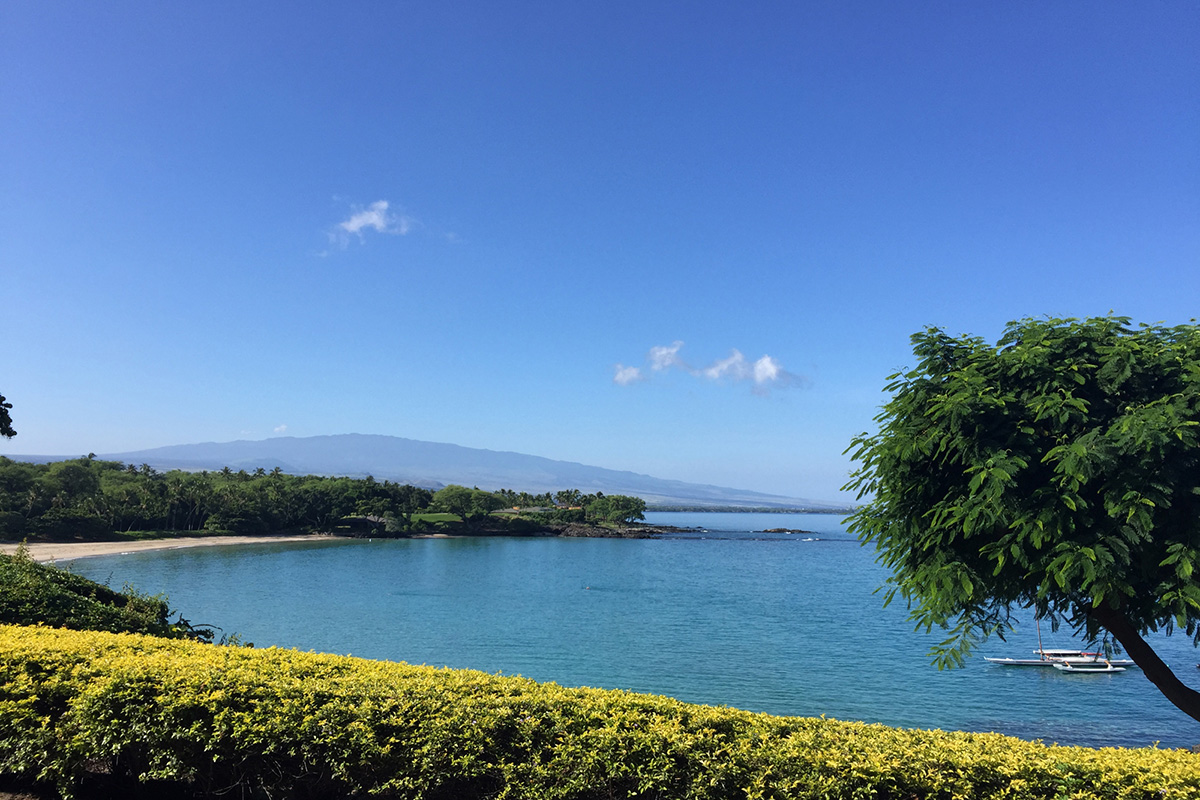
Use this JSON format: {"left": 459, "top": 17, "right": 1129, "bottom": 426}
{"left": 1052, "top": 661, "right": 1126, "bottom": 673}
{"left": 984, "top": 621, "right": 1135, "bottom": 670}
{"left": 985, "top": 650, "right": 1135, "bottom": 667}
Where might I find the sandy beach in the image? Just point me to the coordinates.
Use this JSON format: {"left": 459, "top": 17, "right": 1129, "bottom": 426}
{"left": 0, "top": 534, "right": 336, "bottom": 563}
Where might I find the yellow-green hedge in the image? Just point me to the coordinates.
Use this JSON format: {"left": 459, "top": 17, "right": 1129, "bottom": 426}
{"left": 0, "top": 624, "right": 1196, "bottom": 799}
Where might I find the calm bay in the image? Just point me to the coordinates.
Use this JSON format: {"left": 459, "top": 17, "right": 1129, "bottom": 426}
{"left": 70, "top": 512, "right": 1200, "bottom": 750}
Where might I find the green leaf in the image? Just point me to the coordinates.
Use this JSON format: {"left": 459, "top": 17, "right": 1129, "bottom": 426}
{"left": 842, "top": 315, "right": 1200, "bottom": 694}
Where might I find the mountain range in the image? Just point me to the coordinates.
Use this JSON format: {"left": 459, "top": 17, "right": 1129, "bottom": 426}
{"left": 9, "top": 434, "right": 844, "bottom": 509}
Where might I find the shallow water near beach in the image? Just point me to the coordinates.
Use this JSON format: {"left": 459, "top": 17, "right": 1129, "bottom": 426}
{"left": 71, "top": 512, "right": 1200, "bottom": 749}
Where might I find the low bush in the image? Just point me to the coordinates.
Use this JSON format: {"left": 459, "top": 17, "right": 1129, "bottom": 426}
{"left": 1, "top": 625, "right": 1196, "bottom": 799}
{"left": 0, "top": 549, "right": 206, "bottom": 641}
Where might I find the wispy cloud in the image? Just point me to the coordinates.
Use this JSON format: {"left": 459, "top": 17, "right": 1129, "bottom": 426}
{"left": 327, "top": 200, "right": 415, "bottom": 249}
{"left": 701, "top": 351, "right": 746, "bottom": 381}
{"left": 613, "top": 365, "right": 643, "bottom": 386}
{"left": 614, "top": 341, "right": 803, "bottom": 394}
{"left": 649, "top": 341, "right": 684, "bottom": 371}
{"left": 273, "top": 424, "right": 288, "bottom": 434}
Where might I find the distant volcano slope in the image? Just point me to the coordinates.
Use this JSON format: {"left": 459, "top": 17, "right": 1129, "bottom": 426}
{"left": 57, "top": 434, "right": 841, "bottom": 509}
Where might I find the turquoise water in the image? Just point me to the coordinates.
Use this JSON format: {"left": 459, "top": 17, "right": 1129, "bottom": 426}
{"left": 71, "top": 512, "right": 1200, "bottom": 749}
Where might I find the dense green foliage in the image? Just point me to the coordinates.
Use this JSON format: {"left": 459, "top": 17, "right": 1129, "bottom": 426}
{"left": 0, "top": 392, "right": 13, "bottom": 439}
{"left": 845, "top": 316, "right": 1200, "bottom": 721}
{"left": 432, "top": 484, "right": 506, "bottom": 527}
{"left": 0, "top": 457, "right": 649, "bottom": 541}
{"left": 495, "top": 487, "right": 646, "bottom": 523}
{"left": 585, "top": 493, "right": 648, "bottom": 524}
{"left": 3, "top": 625, "right": 1198, "bottom": 800}
{"left": 428, "top": 484, "right": 646, "bottom": 528}
{"left": 0, "top": 456, "right": 436, "bottom": 539}
{"left": 0, "top": 547, "right": 209, "bottom": 641}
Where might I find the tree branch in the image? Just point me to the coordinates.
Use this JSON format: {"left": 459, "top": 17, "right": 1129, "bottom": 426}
{"left": 1090, "top": 604, "right": 1200, "bottom": 724}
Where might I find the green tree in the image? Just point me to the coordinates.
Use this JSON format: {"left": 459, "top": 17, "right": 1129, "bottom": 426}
{"left": 0, "top": 457, "right": 38, "bottom": 536}
{"left": 432, "top": 485, "right": 504, "bottom": 527}
{"left": 609, "top": 494, "right": 647, "bottom": 524}
{"left": 470, "top": 488, "right": 505, "bottom": 518}
{"left": 42, "top": 459, "right": 102, "bottom": 506}
{"left": 844, "top": 316, "right": 1200, "bottom": 723}
{"left": 554, "top": 488, "right": 584, "bottom": 508}
{"left": 586, "top": 494, "right": 646, "bottom": 525}
{"left": 432, "top": 484, "right": 475, "bottom": 522}
{"left": 0, "top": 392, "right": 14, "bottom": 438}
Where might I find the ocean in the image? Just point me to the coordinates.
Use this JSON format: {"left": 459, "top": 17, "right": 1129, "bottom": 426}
{"left": 69, "top": 512, "right": 1200, "bottom": 750}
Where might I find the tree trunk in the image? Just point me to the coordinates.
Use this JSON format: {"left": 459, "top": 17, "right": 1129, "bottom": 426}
{"left": 1091, "top": 605, "right": 1200, "bottom": 724}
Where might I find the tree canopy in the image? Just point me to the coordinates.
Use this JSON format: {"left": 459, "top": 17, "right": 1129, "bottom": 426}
{"left": 844, "top": 316, "right": 1200, "bottom": 723}
{"left": 0, "top": 457, "right": 649, "bottom": 541}
{"left": 587, "top": 494, "right": 647, "bottom": 525}
{"left": 431, "top": 484, "right": 505, "bottom": 527}
{"left": 0, "top": 392, "right": 14, "bottom": 439}
{"left": 0, "top": 457, "right": 434, "bottom": 539}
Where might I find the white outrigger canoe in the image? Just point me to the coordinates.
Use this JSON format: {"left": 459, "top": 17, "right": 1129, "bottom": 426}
{"left": 984, "top": 648, "right": 1135, "bottom": 672}
{"left": 984, "top": 618, "right": 1136, "bottom": 673}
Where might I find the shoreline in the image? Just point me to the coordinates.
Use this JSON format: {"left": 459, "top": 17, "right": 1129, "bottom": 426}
{"left": 0, "top": 534, "right": 340, "bottom": 563}
{"left": 0, "top": 523, "right": 678, "bottom": 564}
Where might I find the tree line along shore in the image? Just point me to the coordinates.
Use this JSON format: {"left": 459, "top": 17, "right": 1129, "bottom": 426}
{"left": 0, "top": 456, "right": 651, "bottom": 543}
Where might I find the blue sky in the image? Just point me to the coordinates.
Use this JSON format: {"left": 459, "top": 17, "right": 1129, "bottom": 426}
{"left": 2, "top": 2, "right": 1197, "bottom": 502}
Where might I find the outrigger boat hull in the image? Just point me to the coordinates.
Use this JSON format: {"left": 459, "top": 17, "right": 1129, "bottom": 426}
{"left": 1053, "top": 662, "right": 1126, "bottom": 673}
{"left": 984, "top": 649, "right": 1135, "bottom": 670}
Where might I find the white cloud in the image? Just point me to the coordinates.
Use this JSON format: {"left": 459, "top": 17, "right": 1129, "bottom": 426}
{"left": 649, "top": 341, "right": 684, "bottom": 371}
{"left": 616, "top": 341, "right": 802, "bottom": 394}
{"left": 273, "top": 424, "right": 288, "bottom": 434}
{"left": 329, "top": 200, "right": 414, "bottom": 248}
{"left": 340, "top": 200, "right": 405, "bottom": 236}
{"left": 753, "top": 355, "right": 781, "bottom": 384}
{"left": 613, "top": 364, "right": 643, "bottom": 386}
{"left": 702, "top": 350, "right": 748, "bottom": 381}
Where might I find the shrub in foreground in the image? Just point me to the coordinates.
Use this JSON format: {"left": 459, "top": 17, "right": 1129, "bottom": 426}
{"left": 0, "top": 625, "right": 1197, "bottom": 799}
{"left": 0, "top": 548, "right": 208, "bottom": 641}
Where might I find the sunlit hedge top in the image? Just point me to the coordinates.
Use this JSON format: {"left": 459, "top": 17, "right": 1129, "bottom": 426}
{"left": 2, "top": 624, "right": 1198, "bottom": 799}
